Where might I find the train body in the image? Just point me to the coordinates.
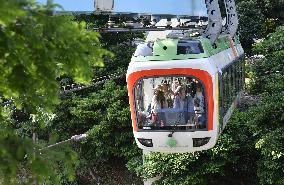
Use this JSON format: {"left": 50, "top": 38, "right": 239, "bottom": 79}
{"left": 127, "top": 35, "right": 245, "bottom": 153}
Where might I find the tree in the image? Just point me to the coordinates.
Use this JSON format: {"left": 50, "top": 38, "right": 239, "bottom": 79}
{"left": 256, "top": 0, "right": 284, "bottom": 21}
{"left": 251, "top": 26, "right": 284, "bottom": 94}
{"left": 236, "top": 0, "right": 284, "bottom": 53}
{"left": 8, "top": 12, "right": 145, "bottom": 183}
{"left": 0, "top": 0, "right": 109, "bottom": 183}
{"left": 49, "top": 81, "right": 141, "bottom": 184}
{"left": 237, "top": 0, "right": 265, "bottom": 53}
{"left": 248, "top": 26, "right": 284, "bottom": 185}
{"left": 0, "top": 0, "right": 109, "bottom": 115}
{"left": 44, "top": 21, "right": 144, "bottom": 182}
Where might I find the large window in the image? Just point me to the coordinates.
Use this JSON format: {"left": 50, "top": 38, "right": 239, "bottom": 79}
{"left": 221, "top": 60, "right": 245, "bottom": 116}
{"left": 177, "top": 40, "right": 204, "bottom": 55}
{"left": 134, "top": 76, "right": 208, "bottom": 131}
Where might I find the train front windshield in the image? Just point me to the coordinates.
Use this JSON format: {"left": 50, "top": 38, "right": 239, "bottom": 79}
{"left": 134, "top": 76, "right": 208, "bottom": 131}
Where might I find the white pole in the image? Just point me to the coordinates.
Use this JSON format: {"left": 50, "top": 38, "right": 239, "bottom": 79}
{"left": 143, "top": 150, "right": 162, "bottom": 185}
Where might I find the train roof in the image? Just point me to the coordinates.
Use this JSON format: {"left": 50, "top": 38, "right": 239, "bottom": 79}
{"left": 131, "top": 35, "right": 241, "bottom": 62}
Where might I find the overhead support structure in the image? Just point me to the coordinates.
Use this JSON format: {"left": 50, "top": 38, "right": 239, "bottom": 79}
{"left": 203, "top": 0, "right": 223, "bottom": 44}
{"left": 94, "top": 26, "right": 199, "bottom": 33}
{"left": 92, "top": 0, "right": 234, "bottom": 45}
{"left": 224, "top": 0, "right": 239, "bottom": 37}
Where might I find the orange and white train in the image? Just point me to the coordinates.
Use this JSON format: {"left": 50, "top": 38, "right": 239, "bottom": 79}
{"left": 127, "top": 36, "right": 245, "bottom": 153}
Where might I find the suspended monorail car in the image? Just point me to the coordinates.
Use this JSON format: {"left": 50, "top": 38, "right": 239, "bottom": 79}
{"left": 127, "top": 35, "right": 245, "bottom": 153}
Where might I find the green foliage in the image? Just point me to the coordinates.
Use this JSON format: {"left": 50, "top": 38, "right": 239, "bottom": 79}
{"left": 237, "top": 0, "right": 265, "bottom": 53}
{"left": 246, "top": 93, "right": 284, "bottom": 184}
{"left": 3, "top": 11, "right": 145, "bottom": 183}
{"left": 0, "top": 130, "right": 33, "bottom": 184}
{"left": 0, "top": 111, "right": 78, "bottom": 185}
{"left": 262, "top": 18, "right": 280, "bottom": 37}
{"left": 0, "top": 0, "right": 28, "bottom": 25}
{"left": 43, "top": 17, "right": 144, "bottom": 181}
{"left": 254, "top": 26, "right": 284, "bottom": 55}
{"left": 250, "top": 26, "right": 284, "bottom": 94}
{"left": 256, "top": 0, "right": 284, "bottom": 20}
{"left": 51, "top": 81, "right": 141, "bottom": 164}
{"left": 0, "top": 1, "right": 109, "bottom": 114}
{"left": 0, "top": 0, "right": 109, "bottom": 183}
{"left": 256, "top": 129, "right": 284, "bottom": 185}
{"left": 246, "top": 33, "right": 284, "bottom": 184}
{"left": 236, "top": 0, "right": 284, "bottom": 53}
{"left": 41, "top": 80, "right": 142, "bottom": 184}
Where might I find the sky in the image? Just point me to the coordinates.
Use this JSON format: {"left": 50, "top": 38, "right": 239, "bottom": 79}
{"left": 36, "top": 0, "right": 207, "bottom": 16}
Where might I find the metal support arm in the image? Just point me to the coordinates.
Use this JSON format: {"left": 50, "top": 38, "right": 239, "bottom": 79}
{"left": 224, "top": 0, "right": 239, "bottom": 37}
{"left": 202, "top": 0, "right": 223, "bottom": 44}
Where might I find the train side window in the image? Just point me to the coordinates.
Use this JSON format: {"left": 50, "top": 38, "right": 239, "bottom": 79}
{"left": 177, "top": 40, "right": 204, "bottom": 55}
{"left": 237, "top": 62, "right": 242, "bottom": 92}
{"left": 221, "top": 60, "right": 245, "bottom": 125}
{"left": 233, "top": 63, "right": 238, "bottom": 95}
{"left": 235, "top": 62, "right": 239, "bottom": 92}
{"left": 230, "top": 66, "right": 235, "bottom": 101}
{"left": 222, "top": 70, "right": 230, "bottom": 113}
{"left": 241, "top": 60, "right": 245, "bottom": 89}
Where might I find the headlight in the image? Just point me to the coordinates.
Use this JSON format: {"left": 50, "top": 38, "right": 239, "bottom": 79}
{"left": 137, "top": 138, "right": 153, "bottom": 147}
{"left": 193, "top": 137, "right": 211, "bottom": 147}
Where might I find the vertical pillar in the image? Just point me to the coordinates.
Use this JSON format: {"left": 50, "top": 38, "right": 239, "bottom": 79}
{"left": 143, "top": 150, "right": 162, "bottom": 185}
{"left": 33, "top": 132, "right": 38, "bottom": 185}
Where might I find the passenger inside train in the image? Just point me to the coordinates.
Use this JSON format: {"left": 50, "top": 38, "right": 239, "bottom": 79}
{"left": 134, "top": 76, "right": 207, "bottom": 130}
